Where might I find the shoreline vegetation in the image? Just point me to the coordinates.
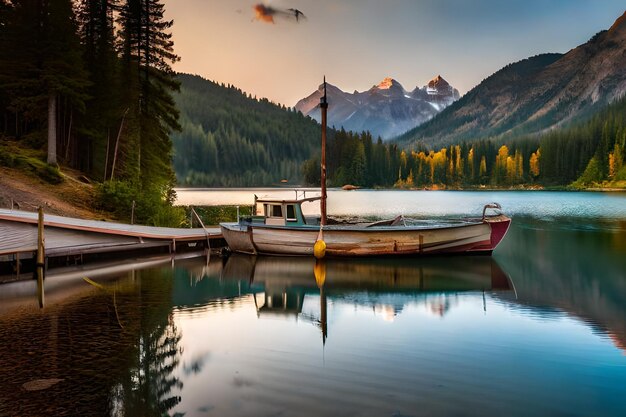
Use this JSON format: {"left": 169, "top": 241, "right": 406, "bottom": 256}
{"left": 2, "top": 166, "right": 623, "bottom": 224}
{"left": 1, "top": 138, "right": 624, "bottom": 228}
{"left": 301, "top": 97, "right": 626, "bottom": 193}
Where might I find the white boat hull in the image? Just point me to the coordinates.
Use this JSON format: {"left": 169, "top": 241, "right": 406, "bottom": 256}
{"left": 221, "top": 215, "right": 510, "bottom": 257}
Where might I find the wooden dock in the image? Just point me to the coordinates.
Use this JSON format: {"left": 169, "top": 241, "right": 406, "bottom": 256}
{"left": 0, "top": 208, "right": 223, "bottom": 281}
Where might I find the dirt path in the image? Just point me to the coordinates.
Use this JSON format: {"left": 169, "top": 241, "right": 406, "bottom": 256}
{"left": 0, "top": 166, "right": 108, "bottom": 219}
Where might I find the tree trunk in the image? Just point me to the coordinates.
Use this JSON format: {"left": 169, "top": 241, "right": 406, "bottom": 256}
{"left": 47, "top": 93, "right": 57, "bottom": 165}
{"left": 64, "top": 109, "right": 72, "bottom": 162}
{"left": 104, "top": 128, "right": 110, "bottom": 181}
{"left": 111, "top": 108, "right": 129, "bottom": 181}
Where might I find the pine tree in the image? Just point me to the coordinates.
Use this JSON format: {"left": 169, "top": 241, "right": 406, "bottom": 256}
{"left": 42, "top": 0, "right": 90, "bottom": 165}
{"left": 0, "top": 0, "right": 44, "bottom": 138}
{"left": 77, "top": 0, "right": 120, "bottom": 175}
{"left": 0, "top": 0, "right": 88, "bottom": 163}
{"left": 118, "top": 0, "right": 180, "bottom": 190}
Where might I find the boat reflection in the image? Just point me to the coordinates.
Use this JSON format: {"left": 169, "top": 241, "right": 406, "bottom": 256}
{"left": 221, "top": 254, "right": 515, "bottom": 343}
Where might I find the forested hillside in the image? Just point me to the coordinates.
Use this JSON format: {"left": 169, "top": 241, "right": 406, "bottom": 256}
{"left": 303, "top": 96, "right": 626, "bottom": 189}
{"left": 395, "top": 54, "right": 562, "bottom": 146}
{"left": 0, "top": 0, "right": 183, "bottom": 224}
{"left": 172, "top": 74, "right": 321, "bottom": 186}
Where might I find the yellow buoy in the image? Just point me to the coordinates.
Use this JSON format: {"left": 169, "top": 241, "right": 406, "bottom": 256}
{"left": 314, "top": 239, "right": 326, "bottom": 259}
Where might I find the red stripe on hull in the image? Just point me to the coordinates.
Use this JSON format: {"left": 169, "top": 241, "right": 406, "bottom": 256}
{"left": 488, "top": 218, "right": 511, "bottom": 250}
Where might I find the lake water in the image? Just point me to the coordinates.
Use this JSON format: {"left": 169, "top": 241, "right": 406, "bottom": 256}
{"left": 1, "top": 190, "right": 625, "bottom": 416}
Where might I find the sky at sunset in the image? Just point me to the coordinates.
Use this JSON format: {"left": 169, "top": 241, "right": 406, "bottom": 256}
{"left": 165, "top": 0, "right": 626, "bottom": 106}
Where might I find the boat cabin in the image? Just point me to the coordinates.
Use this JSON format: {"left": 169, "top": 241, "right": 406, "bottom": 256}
{"left": 247, "top": 196, "right": 321, "bottom": 227}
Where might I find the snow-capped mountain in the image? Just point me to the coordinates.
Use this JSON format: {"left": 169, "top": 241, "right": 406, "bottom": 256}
{"left": 295, "top": 76, "right": 460, "bottom": 140}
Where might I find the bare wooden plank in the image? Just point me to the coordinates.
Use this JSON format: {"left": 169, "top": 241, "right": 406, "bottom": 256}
{"left": 0, "top": 221, "right": 37, "bottom": 255}
{"left": 0, "top": 208, "right": 221, "bottom": 240}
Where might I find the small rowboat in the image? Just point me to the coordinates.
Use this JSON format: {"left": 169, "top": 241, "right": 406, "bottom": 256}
{"left": 220, "top": 197, "right": 510, "bottom": 257}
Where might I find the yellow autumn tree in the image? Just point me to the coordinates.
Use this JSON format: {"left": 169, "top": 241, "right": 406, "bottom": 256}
{"left": 468, "top": 148, "right": 475, "bottom": 181}
{"left": 406, "top": 169, "right": 414, "bottom": 187}
{"left": 608, "top": 143, "right": 624, "bottom": 179}
{"left": 529, "top": 148, "right": 541, "bottom": 180}
{"left": 399, "top": 150, "right": 408, "bottom": 180}
{"left": 432, "top": 149, "right": 447, "bottom": 184}
{"left": 454, "top": 145, "right": 463, "bottom": 184}
{"left": 479, "top": 155, "right": 487, "bottom": 183}
{"left": 506, "top": 156, "right": 515, "bottom": 184}
{"left": 428, "top": 151, "right": 435, "bottom": 184}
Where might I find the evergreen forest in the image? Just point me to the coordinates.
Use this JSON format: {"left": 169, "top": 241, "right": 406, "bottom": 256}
{"left": 172, "top": 74, "right": 321, "bottom": 187}
{"left": 0, "top": 0, "right": 182, "bottom": 224}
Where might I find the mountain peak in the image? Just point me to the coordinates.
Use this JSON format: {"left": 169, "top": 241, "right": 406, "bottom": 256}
{"left": 427, "top": 75, "right": 450, "bottom": 89}
{"left": 295, "top": 76, "right": 460, "bottom": 140}
{"left": 376, "top": 77, "right": 401, "bottom": 90}
{"left": 608, "top": 10, "right": 626, "bottom": 34}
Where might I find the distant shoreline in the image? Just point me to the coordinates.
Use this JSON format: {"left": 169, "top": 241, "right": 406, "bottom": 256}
{"left": 174, "top": 186, "right": 626, "bottom": 192}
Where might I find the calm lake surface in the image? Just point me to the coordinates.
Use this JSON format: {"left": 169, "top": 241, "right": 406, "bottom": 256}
{"left": 1, "top": 190, "right": 626, "bottom": 416}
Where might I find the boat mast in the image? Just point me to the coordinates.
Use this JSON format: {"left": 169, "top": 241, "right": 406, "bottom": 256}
{"left": 320, "top": 76, "right": 328, "bottom": 226}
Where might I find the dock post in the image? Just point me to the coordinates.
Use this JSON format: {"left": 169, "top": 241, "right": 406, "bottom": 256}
{"left": 36, "top": 207, "right": 45, "bottom": 308}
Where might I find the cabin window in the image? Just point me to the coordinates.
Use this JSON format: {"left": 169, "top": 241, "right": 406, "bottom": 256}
{"left": 286, "top": 205, "right": 297, "bottom": 221}
{"left": 270, "top": 204, "right": 283, "bottom": 218}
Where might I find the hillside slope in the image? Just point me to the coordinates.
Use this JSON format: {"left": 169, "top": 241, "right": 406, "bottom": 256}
{"left": 398, "top": 11, "right": 626, "bottom": 147}
{"left": 172, "top": 74, "right": 321, "bottom": 186}
{"left": 0, "top": 142, "right": 104, "bottom": 218}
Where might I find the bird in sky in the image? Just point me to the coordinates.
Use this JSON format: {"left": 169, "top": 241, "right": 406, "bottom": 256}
{"left": 288, "top": 8, "right": 306, "bottom": 22}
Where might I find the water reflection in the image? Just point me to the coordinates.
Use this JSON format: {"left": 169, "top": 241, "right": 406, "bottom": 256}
{"left": 109, "top": 268, "right": 183, "bottom": 416}
{"left": 1, "top": 214, "right": 626, "bottom": 416}
{"left": 217, "top": 254, "right": 514, "bottom": 344}
{"left": 0, "top": 264, "right": 184, "bottom": 417}
{"left": 495, "top": 216, "right": 626, "bottom": 354}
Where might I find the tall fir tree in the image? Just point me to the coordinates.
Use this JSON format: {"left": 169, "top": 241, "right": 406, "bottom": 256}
{"left": 118, "top": 0, "right": 180, "bottom": 192}
{"left": 76, "top": 0, "right": 120, "bottom": 175}
{"left": 0, "top": 0, "right": 88, "bottom": 163}
{"left": 42, "top": 0, "right": 90, "bottom": 164}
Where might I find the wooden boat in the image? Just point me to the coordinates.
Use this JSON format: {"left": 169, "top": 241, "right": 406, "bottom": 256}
{"left": 220, "top": 79, "right": 511, "bottom": 257}
{"left": 220, "top": 196, "right": 510, "bottom": 257}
